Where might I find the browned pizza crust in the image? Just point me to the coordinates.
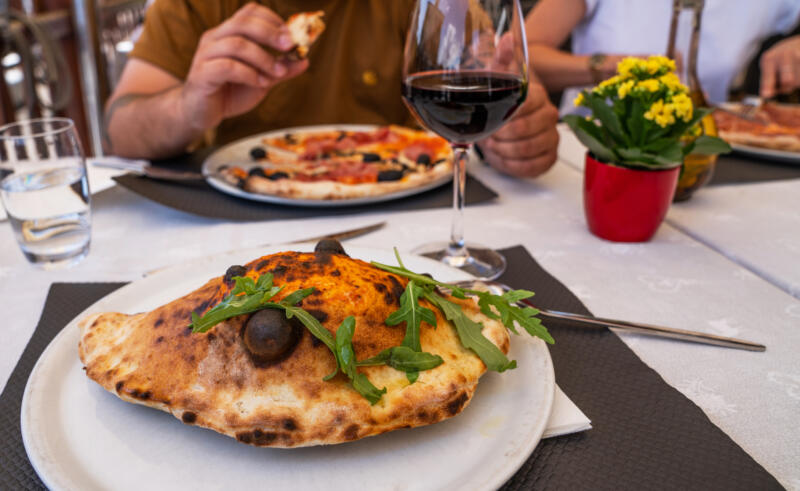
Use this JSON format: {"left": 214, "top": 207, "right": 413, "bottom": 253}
{"left": 714, "top": 104, "right": 800, "bottom": 152}
{"left": 78, "top": 251, "right": 509, "bottom": 448}
{"left": 242, "top": 161, "right": 451, "bottom": 200}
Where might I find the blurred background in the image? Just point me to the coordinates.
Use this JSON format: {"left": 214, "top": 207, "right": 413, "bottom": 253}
{"left": 0, "top": 0, "right": 796, "bottom": 156}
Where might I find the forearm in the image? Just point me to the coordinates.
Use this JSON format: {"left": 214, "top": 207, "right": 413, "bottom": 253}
{"left": 529, "top": 45, "right": 596, "bottom": 91}
{"left": 103, "top": 85, "right": 203, "bottom": 160}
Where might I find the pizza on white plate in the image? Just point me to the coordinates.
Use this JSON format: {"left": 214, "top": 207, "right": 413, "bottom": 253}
{"left": 714, "top": 103, "right": 800, "bottom": 153}
{"left": 218, "top": 125, "right": 453, "bottom": 201}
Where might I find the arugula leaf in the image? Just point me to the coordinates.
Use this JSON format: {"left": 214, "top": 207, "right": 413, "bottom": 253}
{"left": 473, "top": 290, "right": 554, "bottom": 344}
{"left": 385, "top": 281, "right": 437, "bottom": 382}
{"left": 334, "top": 316, "right": 386, "bottom": 404}
{"left": 189, "top": 274, "right": 282, "bottom": 333}
{"left": 357, "top": 346, "right": 443, "bottom": 372}
{"left": 425, "top": 291, "right": 516, "bottom": 372}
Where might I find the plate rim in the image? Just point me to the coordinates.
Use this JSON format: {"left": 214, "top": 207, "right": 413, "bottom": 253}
{"left": 21, "top": 245, "right": 555, "bottom": 491}
{"left": 201, "top": 124, "right": 453, "bottom": 207}
{"left": 729, "top": 142, "right": 800, "bottom": 164}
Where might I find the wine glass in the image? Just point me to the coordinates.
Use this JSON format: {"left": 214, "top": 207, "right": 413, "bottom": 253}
{"left": 402, "top": 0, "right": 529, "bottom": 280}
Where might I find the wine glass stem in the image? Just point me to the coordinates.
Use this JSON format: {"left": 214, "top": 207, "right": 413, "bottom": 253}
{"left": 449, "top": 143, "right": 470, "bottom": 257}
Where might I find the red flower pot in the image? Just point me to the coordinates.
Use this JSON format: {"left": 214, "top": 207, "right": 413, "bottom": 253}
{"left": 583, "top": 153, "right": 680, "bottom": 242}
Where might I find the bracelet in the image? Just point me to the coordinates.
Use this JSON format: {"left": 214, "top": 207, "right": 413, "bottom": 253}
{"left": 588, "top": 53, "right": 607, "bottom": 84}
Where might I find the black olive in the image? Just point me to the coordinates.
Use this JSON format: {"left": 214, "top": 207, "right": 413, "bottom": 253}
{"left": 243, "top": 309, "right": 299, "bottom": 361}
{"left": 250, "top": 147, "right": 267, "bottom": 160}
{"left": 361, "top": 152, "right": 381, "bottom": 162}
{"left": 315, "top": 238, "right": 348, "bottom": 256}
{"left": 268, "top": 171, "right": 289, "bottom": 181}
{"left": 378, "top": 169, "right": 404, "bottom": 181}
{"left": 224, "top": 265, "right": 247, "bottom": 283}
{"left": 248, "top": 167, "right": 266, "bottom": 177}
{"left": 416, "top": 153, "right": 431, "bottom": 165}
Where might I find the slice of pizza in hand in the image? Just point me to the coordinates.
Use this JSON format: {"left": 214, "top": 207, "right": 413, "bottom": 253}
{"left": 287, "top": 10, "right": 325, "bottom": 59}
{"left": 78, "top": 241, "right": 555, "bottom": 448}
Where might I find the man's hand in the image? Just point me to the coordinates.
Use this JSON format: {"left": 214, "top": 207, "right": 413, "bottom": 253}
{"left": 181, "top": 2, "right": 308, "bottom": 131}
{"left": 760, "top": 35, "right": 800, "bottom": 99}
{"left": 478, "top": 84, "right": 559, "bottom": 178}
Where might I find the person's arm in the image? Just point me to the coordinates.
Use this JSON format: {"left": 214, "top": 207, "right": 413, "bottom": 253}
{"left": 104, "top": 3, "right": 307, "bottom": 159}
{"left": 760, "top": 35, "right": 800, "bottom": 99}
{"left": 526, "top": 0, "right": 621, "bottom": 91}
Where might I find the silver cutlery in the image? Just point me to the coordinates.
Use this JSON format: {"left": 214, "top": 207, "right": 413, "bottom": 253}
{"left": 143, "top": 221, "right": 386, "bottom": 277}
{"left": 452, "top": 280, "right": 766, "bottom": 352}
{"left": 93, "top": 160, "right": 209, "bottom": 181}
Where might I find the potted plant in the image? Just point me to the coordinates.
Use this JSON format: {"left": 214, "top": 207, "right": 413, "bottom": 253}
{"left": 564, "top": 55, "right": 731, "bottom": 242}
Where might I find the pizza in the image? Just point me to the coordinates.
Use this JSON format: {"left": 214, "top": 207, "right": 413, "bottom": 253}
{"left": 713, "top": 103, "right": 800, "bottom": 152}
{"left": 286, "top": 11, "right": 325, "bottom": 59}
{"left": 78, "top": 245, "right": 510, "bottom": 448}
{"left": 218, "top": 125, "right": 453, "bottom": 201}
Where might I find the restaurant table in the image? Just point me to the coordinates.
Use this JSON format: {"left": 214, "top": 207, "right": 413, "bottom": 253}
{"left": 1, "top": 126, "right": 799, "bottom": 489}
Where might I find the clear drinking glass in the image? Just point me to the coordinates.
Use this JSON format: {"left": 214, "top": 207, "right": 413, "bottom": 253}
{"left": 402, "top": 0, "right": 529, "bottom": 279}
{"left": 0, "top": 118, "right": 91, "bottom": 268}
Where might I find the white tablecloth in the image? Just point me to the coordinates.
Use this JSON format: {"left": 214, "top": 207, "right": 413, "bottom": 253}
{"left": 1, "top": 129, "right": 799, "bottom": 489}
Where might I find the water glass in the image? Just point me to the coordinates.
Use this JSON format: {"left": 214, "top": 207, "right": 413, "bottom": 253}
{"left": 0, "top": 118, "right": 91, "bottom": 268}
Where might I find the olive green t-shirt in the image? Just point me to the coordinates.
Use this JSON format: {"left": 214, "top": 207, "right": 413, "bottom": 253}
{"left": 131, "top": 0, "right": 418, "bottom": 145}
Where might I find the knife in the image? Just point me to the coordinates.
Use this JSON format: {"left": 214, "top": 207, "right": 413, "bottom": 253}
{"left": 143, "top": 221, "right": 386, "bottom": 277}
{"left": 93, "top": 160, "right": 208, "bottom": 181}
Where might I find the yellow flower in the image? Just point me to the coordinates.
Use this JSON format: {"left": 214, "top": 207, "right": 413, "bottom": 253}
{"left": 644, "top": 99, "right": 677, "bottom": 128}
{"left": 617, "top": 80, "right": 635, "bottom": 99}
{"left": 671, "top": 92, "right": 693, "bottom": 122}
{"left": 644, "top": 100, "right": 663, "bottom": 121}
{"left": 645, "top": 55, "right": 675, "bottom": 74}
{"left": 598, "top": 75, "right": 622, "bottom": 89}
{"left": 574, "top": 92, "right": 585, "bottom": 107}
{"left": 636, "top": 79, "right": 660, "bottom": 92}
{"left": 617, "top": 57, "right": 643, "bottom": 78}
{"left": 658, "top": 72, "right": 685, "bottom": 93}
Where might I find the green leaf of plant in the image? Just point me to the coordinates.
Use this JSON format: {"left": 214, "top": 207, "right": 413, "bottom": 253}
{"left": 473, "top": 291, "right": 554, "bottom": 344}
{"left": 685, "top": 135, "right": 732, "bottom": 155}
{"left": 564, "top": 115, "right": 617, "bottom": 162}
{"left": 386, "top": 281, "right": 437, "bottom": 352}
{"left": 334, "top": 316, "right": 386, "bottom": 404}
{"left": 584, "top": 92, "right": 630, "bottom": 147}
{"left": 357, "top": 346, "right": 443, "bottom": 372}
{"left": 626, "top": 99, "right": 645, "bottom": 145}
{"left": 189, "top": 274, "right": 282, "bottom": 333}
{"left": 426, "top": 292, "right": 516, "bottom": 372}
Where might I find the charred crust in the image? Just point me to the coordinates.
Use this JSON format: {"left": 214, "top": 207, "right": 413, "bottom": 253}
{"left": 330, "top": 269, "right": 341, "bottom": 277}
{"left": 207, "top": 332, "right": 216, "bottom": 342}
{"left": 270, "top": 265, "right": 287, "bottom": 276}
{"left": 388, "top": 276, "right": 405, "bottom": 305}
{"left": 224, "top": 265, "right": 247, "bottom": 283}
{"left": 373, "top": 282, "right": 387, "bottom": 293}
{"left": 181, "top": 411, "right": 197, "bottom": 424}
{"left": 305, "top": 309, "right": 329, "bottom": 324}
{"left": 282, "top": 418, "right": 298, "bottom": 431}
{"left": 343, "top": 424, "right": 360, "bottom": 441}
{"left": 155, "top": 336, "right": 164, "bottom": 344}
{"left": 129, "top": 389, "right": 152, "bottom": 400}
{"left": 115, "top": 381, "right": 124, "bottom": 393}
{"left": 255, "top": 260, "right": 268, "bottom": 271}
{"left": 154, "top": 318, "right": 164, "bottom": 328}
{"left": 446, "top": 392, "right": 469, "bottom": 416}
{"left": 238, "top": 430, "right": 278, "bottom": 446}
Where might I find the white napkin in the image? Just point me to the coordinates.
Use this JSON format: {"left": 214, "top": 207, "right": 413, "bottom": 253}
{"left": 543, "top": 384, "right": 592, "bottom": 439}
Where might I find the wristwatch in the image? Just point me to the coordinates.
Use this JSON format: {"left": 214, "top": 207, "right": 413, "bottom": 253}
{"left": 588, "top": 53, "right": 607, "bottom": 84}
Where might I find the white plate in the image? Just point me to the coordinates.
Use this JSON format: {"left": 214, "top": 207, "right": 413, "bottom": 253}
{"left": 730, "top": 143, "right": 800, "bottom": 164}
{"left": 21, "top": 245, "right": 555, "bottom": 491}
{"left": 202, "top": 125, "right": 452, "bottom": 207}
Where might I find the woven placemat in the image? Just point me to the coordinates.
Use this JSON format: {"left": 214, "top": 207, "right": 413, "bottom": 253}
{"left": 113, "top": 150, "right": 498, "bottom": 221}
{"left": 0, "top": 248, "right": 781, "bottom": 489}
{"left": 710, "top": 151, "right": 800, "bottom": 185}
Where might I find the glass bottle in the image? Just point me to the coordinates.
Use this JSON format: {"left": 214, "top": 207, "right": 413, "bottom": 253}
{"left": 667, "top": 0, "right": 718, "bottom": 202}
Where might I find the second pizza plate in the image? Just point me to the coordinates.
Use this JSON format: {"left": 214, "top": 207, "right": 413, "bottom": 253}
{"left": 202, "top": 125, "right": 453, "bottom": 207}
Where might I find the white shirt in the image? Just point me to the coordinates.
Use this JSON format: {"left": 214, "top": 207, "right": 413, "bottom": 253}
{"left": 559, "top": 0, "right": 800, "bottom": 115}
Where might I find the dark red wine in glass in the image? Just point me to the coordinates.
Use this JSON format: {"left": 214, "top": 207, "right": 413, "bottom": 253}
{"left": 402, "top": 71, "right": 528, "bottom": 144}
{"left": 403, "top": 0, "right": 529, "bottom": 279}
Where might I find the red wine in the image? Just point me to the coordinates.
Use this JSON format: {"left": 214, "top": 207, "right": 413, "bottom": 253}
{"left": 402, "top": 71, "right": 527, "bottom": 144}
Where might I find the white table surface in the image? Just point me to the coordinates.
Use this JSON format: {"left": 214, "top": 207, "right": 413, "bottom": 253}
{"left": 1, "top": 128, "right": 799, "bottom": 489}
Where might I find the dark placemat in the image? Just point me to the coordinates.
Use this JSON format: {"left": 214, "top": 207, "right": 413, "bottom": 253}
{"left": 0, "top": 248, "right": 782, "bottom": 490}
{"left": 113, "top": 151, "right": 497, "bottom": 221}
{"left": 710, "top": 151, "right": 800, "bottom": 185}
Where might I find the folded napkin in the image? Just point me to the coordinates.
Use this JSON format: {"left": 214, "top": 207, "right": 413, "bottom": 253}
{"left": 544, "top": 385, "right": 592, "bottom": 439}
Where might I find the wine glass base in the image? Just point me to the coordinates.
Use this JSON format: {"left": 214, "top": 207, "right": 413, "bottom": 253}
{"left": 411, "top": 242, "right": 506, "bottom": 280}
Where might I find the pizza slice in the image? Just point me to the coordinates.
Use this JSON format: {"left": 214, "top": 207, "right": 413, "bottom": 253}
{"left": 287, "top": 11, "right": 325, "bottom": 58}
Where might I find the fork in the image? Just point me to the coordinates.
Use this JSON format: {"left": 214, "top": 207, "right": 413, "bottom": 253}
{"left": 451, "top": 280, "right": 766, "bottom": 352}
